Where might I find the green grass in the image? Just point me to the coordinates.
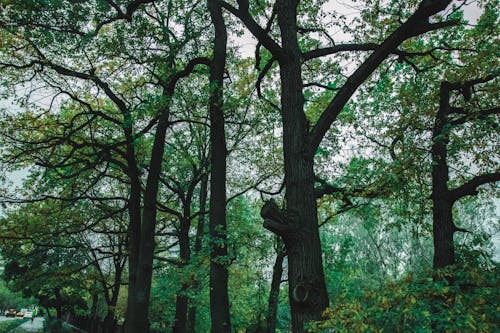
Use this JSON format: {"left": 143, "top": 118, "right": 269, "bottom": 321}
{"left": 0, "top": 318, "right": 29, "bottom": 333}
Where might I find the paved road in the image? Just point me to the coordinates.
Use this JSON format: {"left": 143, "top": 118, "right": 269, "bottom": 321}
{"left": 8, "top": 317, "right": 44, "bottom": 333}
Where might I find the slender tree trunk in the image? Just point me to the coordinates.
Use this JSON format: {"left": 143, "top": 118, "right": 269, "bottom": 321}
{"left": 173, "top": 209, "right": 192, "bottom": 333}
{"left": 207, "top": 1, "right": 230, "bottom": 331}
{"left": 104, "top": 271, "right": 123, "bottom": 333}
{"left": 266, "top": 241, "right": 286, "bottom": 333}
{"left": 89, "top": 290, "right": 100, "bottom": 333}
{"left": 275, "top": 1, "right": 329, "bottom": 331}
{"left": 188, "top": 173, "right": 208, "bottom": 333}
{"left": 126, "top": 107, "right": 171, "bottom": 333}
{"left": 124, "top": 120, "right": 143, "bottom": 332}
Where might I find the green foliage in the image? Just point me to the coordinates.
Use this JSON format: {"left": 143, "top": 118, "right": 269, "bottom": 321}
{"left": 0, "top": 318, "right": 28, "bottom": 333}
{"left": 0, "top": 280, "right": 35, "bottom": 309}
{"left": 0, "top": 0, "right": 499, "bottom": 332}
{"left": 309, "top": 265, "right": 499, "bottom": 333}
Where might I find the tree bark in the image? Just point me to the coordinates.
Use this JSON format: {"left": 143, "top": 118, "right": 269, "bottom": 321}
{"left": 126, "top": 107, "right": 171, "bottom": 333}
{"left": 173, "top": 285, "right": 189, "bottom": 333}
{"left": 173, "top": 200, "right": 193, "bottom": 333}
{"left": 431, "top": 82, "right": 455, "bottom": 269}
{"left": 207, "top": 0, "right": 231, "bottom": 331}
{"left": 431, "top": 79, "right": 500, "bottom": 269}
{"left": 266, "top": 241, "right": 286, "bottom": 333}
{"left": 188, "top": 173, "right": 209, "bottom": 333}
{"left": 274, "top": 1, "right": 329, "bottom": 331}
{"left": 123, "top": 121, "right": 143, "bottom": 332}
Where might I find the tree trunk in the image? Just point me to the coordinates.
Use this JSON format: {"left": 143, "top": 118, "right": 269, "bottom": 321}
{"left": 173, "top": 286, "right": 189, "bottom": 333}
{"left": 188, "top": 173, "right": 208, "bottom": 333}
{"left": 266, "top": 242, "right": 286, "bottom": 333}
{"left": 126, "top": 107, "right": 171, "bottom": 333}
{"left": 432, "top": 197, "right": 455, "bottom": 269}
{"left": 173, "top": 213, "right": 192, "bottom": 333}
{"left": 274, "top": 1, "right": 329, "bottom": 331}
{"left": 431, "top": 82, "right": 455, "bottom": 269}
{"left": 104, "top": 274, "right": 122, "bottom": 333}
{"left": 124, "top": 122, "right": 143, "bottom": 332}
{"left": 207, "top": 0, "right": 230, "bottom": 331}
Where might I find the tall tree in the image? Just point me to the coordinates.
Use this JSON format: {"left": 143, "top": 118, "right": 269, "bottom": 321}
{"left": 431, "top": 76, "right": 499, "bottom": 269}
{"left": 223, "top": 0, "right": 457, "bottom": 329}
{"left": 207, "top": 0, "right": 231, "bottom": 331}
{"left": 0, "top": 2, "right": 210, "bottom": 331}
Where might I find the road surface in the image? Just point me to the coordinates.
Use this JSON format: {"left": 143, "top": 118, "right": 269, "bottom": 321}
{"left": 7, "top": 317, "right": 44, "bottom": 333}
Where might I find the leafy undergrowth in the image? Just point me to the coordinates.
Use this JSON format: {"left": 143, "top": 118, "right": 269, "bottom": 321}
{"left": 308, "top": 265, "right": 499, "bottom": 333}
{"left": 0, "top": 318, "right": 29, "bottom": 333}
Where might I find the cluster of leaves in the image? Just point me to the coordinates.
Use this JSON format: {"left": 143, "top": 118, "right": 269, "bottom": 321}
{"left": 309, "top": 265, "right": 499, "bottom": 332}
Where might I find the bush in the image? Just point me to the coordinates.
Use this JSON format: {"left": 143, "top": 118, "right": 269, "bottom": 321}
{"left": 0, "top": 319, "right": 28, "bottom": 333}
{"left": 308, "top": 265, "right": 499, "bottom": 333}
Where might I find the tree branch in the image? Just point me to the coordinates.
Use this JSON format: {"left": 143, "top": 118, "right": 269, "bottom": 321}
{"left": 450, "top": 172, "right": 500, "bottom": 202}
{"left": 219, "top": 0, "right": 286, "bottom": 60}
{"left": 261, "top": 199, "right": 297, "bottom": 237}
{"left": 307, "top": 1, "right": 456, "bottom": 155}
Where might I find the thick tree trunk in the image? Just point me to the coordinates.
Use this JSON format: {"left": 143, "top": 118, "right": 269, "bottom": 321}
{"left": 432, "top": 197, "right": 455, "bottom": 269}
{"left": 273, "top": 1, "right": 329, "bottom": 331}
{"left": 207, "top": 1, "right": 230, "bottom": 331}
{"left": 431, "top": 82, "right": 455, "bottom": 269}
{"left": 266, "top": 242, "right": 285, "bottom": 333}
{"left": 173, "top": 286, "right": 189, "bottom": 333}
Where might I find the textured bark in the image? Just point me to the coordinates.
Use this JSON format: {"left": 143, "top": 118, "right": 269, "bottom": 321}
{"left": 431, "top": 82, "right": 455, "bottom": 269}
{"left": 432, "top": 80, "right": 500, "bottom": 269}
{"left": 126, "top": 108, "right": 171, "bottom": 333}
{"left": 188, "top": 173, "right": 208, "bottom": 333}
{"left": 266, "top": 242, "right": 286, "bottom": 333}
{"left": 207, "top": 0, "right": 230, "bottom": 331}
{"left": 275, "top": 1, "right": 329, "bottom": 331}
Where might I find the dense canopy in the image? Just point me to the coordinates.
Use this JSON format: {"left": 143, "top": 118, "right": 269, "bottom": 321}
{"left": 0, "top": 0, "right": 498, "bottom": 332}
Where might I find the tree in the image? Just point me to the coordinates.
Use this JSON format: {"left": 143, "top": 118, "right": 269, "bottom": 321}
{"left": 222, "top": 0, "right": 457, "bottom": 330}
{"left": 0, "top": 2, "right": 210, "bottom": 331}
{"left": 431, "top": 76, "right": 499, "bottom": 269}
{"left": 207, "top": 0, "right": 231, "bottom": 331}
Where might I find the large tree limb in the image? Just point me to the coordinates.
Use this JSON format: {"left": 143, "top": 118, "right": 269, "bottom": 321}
{"left": 261, "top": 199, "right": 297, "bottom": 237}
{"left": 449, "top": 107, "right": 500, "bottom": 126}
{"left": 450, "top": 172, "right": 500, "bottom": 202}
{"left": 219, "top": 0, "right": 287, "bottom": 60}
{"left": 302, "top": 43, "right": 454, "bottom": 61}
{"left": 163, "top": 57, "right": 211, "bottom": 94}
{"left": 307, "top": 1, "right": 456, "bottom": 155}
